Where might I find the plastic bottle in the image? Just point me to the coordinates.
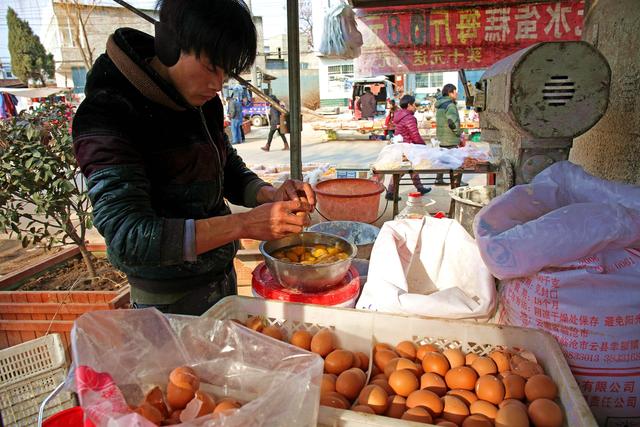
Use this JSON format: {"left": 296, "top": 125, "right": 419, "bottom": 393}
{"left": 395, "top": 192, "right": 432, "bottom": 220}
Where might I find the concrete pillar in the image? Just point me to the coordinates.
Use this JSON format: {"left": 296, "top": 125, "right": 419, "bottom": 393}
{"left": 569, "top": 0, "right": 640, "bottom": 185}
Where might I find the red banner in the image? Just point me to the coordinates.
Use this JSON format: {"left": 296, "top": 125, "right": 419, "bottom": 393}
{"left": 355, "top": 1, "right": 584, "bottom": 75}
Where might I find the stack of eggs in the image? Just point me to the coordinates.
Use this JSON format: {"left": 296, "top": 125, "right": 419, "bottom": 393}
{"left": 358, "top": 342, "right": 563, "bottom": 426}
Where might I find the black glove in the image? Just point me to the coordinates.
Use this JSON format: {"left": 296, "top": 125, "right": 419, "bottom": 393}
{"left": 448, "top": 119, "right": 457, "bottom": 130}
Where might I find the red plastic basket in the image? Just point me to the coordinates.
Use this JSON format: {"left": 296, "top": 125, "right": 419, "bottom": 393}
{"left": 43, "top": 406, "right": 94, "bottom": 427}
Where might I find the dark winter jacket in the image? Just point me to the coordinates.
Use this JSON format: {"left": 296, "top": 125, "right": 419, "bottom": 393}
{"left": 269, "top": 103, "right": 281, "bottom": 130}
{"left": 435, "top": 95, "right": 462, "bottom": 147}
{"left": 358, "top": 92, "right": 377, "bottom": 119}
{"left": 72, "top": 28, "right": 269, "bottom": 296}
{"left": 393, "top": 108, "right": 425, "bottom": 144}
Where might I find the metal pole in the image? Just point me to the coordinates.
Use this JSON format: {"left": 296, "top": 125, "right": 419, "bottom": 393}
{"left": 247, "top": 0, "right": 259, "bottom": 89}
{"left": 286, "top": 0, "right": 302, "bottom": 180}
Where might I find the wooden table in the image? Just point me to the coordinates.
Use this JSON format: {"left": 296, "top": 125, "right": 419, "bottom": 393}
{"left": 372, "top": 165, "right": 496, "bottom": 218}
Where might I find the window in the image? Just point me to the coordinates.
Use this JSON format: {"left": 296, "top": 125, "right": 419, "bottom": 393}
{"left": 328, "top": 64, "right": 354, "bottom": 92}
{"left": 59, "top": 15, "right": 76, "bottom": 48}
{"left": 415, "top": 72, "right": 443, "bottom": 89}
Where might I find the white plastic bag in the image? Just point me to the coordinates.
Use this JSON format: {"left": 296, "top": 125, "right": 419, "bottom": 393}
{"left": 372, "top": 143, "right": 412, "bottom": 170}
{"left": 318, "top": 1, "right": 363, "bottom": 59}
{"left": 475, "top": 161, "right": 640, "bottom": 424}
{"left": 66, "top": 308, "right": 323, "bottom": 427}
{"left": 356, "top": 217, "right": 496, "bottom": 321}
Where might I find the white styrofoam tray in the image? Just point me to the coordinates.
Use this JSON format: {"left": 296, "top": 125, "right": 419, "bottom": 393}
{"left": 204, "top": 296, "right": 597, "bottom": 427}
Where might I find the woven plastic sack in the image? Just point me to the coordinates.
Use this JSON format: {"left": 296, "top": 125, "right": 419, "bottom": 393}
{"left": 318, "top": 1, "right": 363, "bottom": 59}
{"left": 64, "top": 308, "right": 323, "bottom": 427}
{"left": 475, "top": 161, "right": 640, "bottom": 424}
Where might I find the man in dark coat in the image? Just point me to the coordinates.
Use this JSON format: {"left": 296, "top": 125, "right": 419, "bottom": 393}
{"left": 357, "top": 87, "right": 377, "bottom": 120}
{"left": 261, "top": 95, "right": 289, "bottom": 151}
{"left": 72, "top": 0, "right": 314, "bottom": 315}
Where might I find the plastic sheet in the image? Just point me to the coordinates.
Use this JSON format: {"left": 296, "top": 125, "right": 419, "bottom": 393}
{"left": 65, "top": 308, "right": 323, "bottom": 427}
{"left": 318, "top": 1, "right": 363, "bottom": 59}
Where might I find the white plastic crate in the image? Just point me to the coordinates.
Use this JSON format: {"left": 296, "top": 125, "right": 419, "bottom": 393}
{"left": 0, "top": 334, "right": 76, "bottom": 427}
{"left": 205, "top": 296, "right": 597, "bottom": 427}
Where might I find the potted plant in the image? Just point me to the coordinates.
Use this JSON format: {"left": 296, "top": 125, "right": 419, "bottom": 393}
{"left": 0, "top": 100, "right": 128, "bottom": 351}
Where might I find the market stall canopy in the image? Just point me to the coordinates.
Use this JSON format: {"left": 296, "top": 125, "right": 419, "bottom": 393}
{"left": 0, "top": 87, "right": 68, "bottom": 98}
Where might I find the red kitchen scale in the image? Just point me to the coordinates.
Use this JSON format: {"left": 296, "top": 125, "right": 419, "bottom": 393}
{"left": 251, "top": 263, "right": 361, "bottom": 307}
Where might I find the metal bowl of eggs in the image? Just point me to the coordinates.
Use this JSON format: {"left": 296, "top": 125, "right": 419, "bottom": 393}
{"left": 259, "top": 232, "right": 357, "bottom": 293}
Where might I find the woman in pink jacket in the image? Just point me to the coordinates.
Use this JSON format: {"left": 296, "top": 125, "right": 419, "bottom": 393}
{"left": 385, "top": 95, "right": 431, "bottom": 200}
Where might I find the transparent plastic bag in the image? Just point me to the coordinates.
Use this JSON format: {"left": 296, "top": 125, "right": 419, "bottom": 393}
{"left": 372, "top": 143, "right": 412, "bottom": 170}
{"left": 65, "top": 308, "right": 323, "bottom": 427}
{"left": 319, "top": 1, "right": 363, "bottom": 59}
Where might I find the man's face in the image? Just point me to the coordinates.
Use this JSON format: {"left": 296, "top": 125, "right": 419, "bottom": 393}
{"left": 450, "top": 89, "right": 458, "bottom": 101}
{"left": 168, "top": 52, "right": 226, "bottom": 107}
{"left": 408, "top": 102, "right": 417, "bottom": 112}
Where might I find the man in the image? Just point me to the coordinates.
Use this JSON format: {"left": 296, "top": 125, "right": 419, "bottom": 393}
{"left": 435, "top": 83, "right": 464, "bottom": 185}
{"left": 72, "top": 0, "right": 314, "bottom": 315}
{"left": 227, "top": 95, "right": 243, "bottom": 144}
{"left": 357, "top": 87, "right": 377, "bottom": 120}
{"left": 385, "top": 94, "right": 431, "bottom": 201}
{"left": 261, "top": 95, "right": 289, "bottom": 151}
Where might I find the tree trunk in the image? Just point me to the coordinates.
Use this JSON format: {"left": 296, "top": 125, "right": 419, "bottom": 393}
{"left": 64, "top": 218, "right": 97, "bottom": 278}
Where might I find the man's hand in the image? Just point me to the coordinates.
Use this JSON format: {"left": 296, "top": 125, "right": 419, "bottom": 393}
{"left": 273, "top": 180, "right": 315, "bottom": 209}
{"left": 238, "top": 200, "right": 310, "bottom": 241}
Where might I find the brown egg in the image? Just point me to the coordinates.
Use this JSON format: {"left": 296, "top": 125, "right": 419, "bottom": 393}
{"left": 499, "top": 399, "right": 528, "bottom": 411}
{"left": 436, "top": 420, "right": 459, "bottom": 427}
{"left": 422, "top": 352, "right": 450, "bottom": 377}
{"left": 193, "top": 391, "right": 216, "bottom": 417}
{"left": 475, "top": 375, "right": 505, "bottom": 405}
{"left": 466, "top": 353, "right": 479, "bottom": 366}
{"left": 447, "top": 389, "right": 478, "bottom": 406}
{"left": 384, "top": 357, "right": 421, "bottom": 378}
{"left": 489, "top": 351, "right": 511, "bottom": 373}
{"left": 528, "top": 398, "right": 563, "bottom": 427}
{"left": 336, "top": 368, "right": 366, "bottom": 400}
{"left": 354, "top": 352, "right": 370, "bottom": 370}
{"left": 401, "top": 406, "right": 433, "bottom": 423}
{"left": 498, "top": 370, "right": 513, "bottom": 380}
{"left": 324, "top": 349, "right": 354, "bottom": 375}
{"left": 503, "top": 373, "right": 526, "bottom": 400}
{"left": 442, "top": 395, "right": 470, "bottom": 425}
{"left": 262, "top": 325, "right": 284, "bottom": 341}
{"left": 462, "top": 414, "right": 494, "bottom": 427}
{"left": 396, "top": 341, "right": 418, "bottom": 360}
{"left": 416, "top": 344, "right": 440, "bottom": 361}
{"left": 443, "top": 348, "right": 466, "bottom": 369}
{"left": 320, "top": 391, "right": 350, "bottom": 409}
{"left": 352, "top": 405, "right": 375, "bottom": 414}
{"left": 358, "top": 384, "right": 389, "bottom": 414}
{"left": 370, "top": 378, "right": 394, "bottom": 396}
{"left": 134, "top": 403, "right": 163, "bottom": 425}
{"left": 370, "top": 364, "right": 381, "bottom": 377}
{"left": 445, "top": 366, "right": 478, "bottom": 391}
{"left": 167, "top": 366, "right": 200, "bottom": 410}
{"left": 495, "top": 403, "right": 530, "bottom": 427}
{"left": 310, "top": 328, "right": 336, "bottom": 357}
{"left": 374, "top": 349, "right": 398, "bottom": 371}
{"left": 245, "top": 316, "right": 264, "bottom": 332}
{"left": 212, "top": 398, "right": 241, "bottom": 414}
{"left": 385, "top": 395, "right": 407, "bottom": 418}
{"left": 290, "top": 330, "right": 312, "bottom": 350}
{"left": 471, "top": 357, "right": 498, "bottom": 376}
{"left": 469, "top": 400, "right": 498, "bottom": 420}
{"left": 371, "top": 373, "right": 387, "bottom": 382}
{"left": 406, "top": 389, "right": 444, "bottom": 417}
{"left": 513, "top": 360, "right": 544, "bottom": 379}
{"left": 321, "top": 373, "right": 337, "bottom": 394}
{"left": 374, "top": 342, "right": 395, "bottom": 353}
{"left": 524, "top": 374, "right": 558, "bottom": 401}
{"left": 420, "top": 372, "right": 447, "bottom": 396}
{"left": 144, "top": 386, "right": 168, "bottom": 418}
{"left": 165, "top": 409, "right": 182, "bottom": 425}
{"left": 388, "top": 369, "right": 419, "bottom": 397}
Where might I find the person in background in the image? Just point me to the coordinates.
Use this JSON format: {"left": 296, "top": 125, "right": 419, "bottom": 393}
{"left": 357, "top": 86, "right": 377, "bottom": 120}
{"left": 261, "top": 95, "right": 289, "bottom": 151}
{"left": 384, "top": 99, "right": 397, "bottom": 140}
{"left": 227, "top": 95, "right": 243, "bottom": 144}
{"left": 435, "top": 83, "right": 465, "bottom": 186}
{"left": 385, "top": 94, "right": 431, "bottom": 201}
{"left": 72, "top": 0, "right": 314, "bottom": 315}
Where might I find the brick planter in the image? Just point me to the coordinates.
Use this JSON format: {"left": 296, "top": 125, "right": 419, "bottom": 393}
{"left": 0, "top": 245, "right": 129, "bottom": 353}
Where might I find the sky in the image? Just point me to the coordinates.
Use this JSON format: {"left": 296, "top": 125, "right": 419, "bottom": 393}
{"left": 0, "top": 0, "right": 289, "bottom": 71}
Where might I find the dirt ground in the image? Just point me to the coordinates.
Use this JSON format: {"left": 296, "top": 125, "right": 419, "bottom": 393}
{"left": 16, "top": 256, "right": 127, "bottom": 292}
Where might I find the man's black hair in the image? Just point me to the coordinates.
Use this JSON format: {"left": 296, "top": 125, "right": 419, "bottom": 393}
{"left": 364, "top": 87, "right": 371, "bottom": 92}
{"left": 399, "top": 94, "right": 415, "bottom": 109}
{"left": 157, "top": 0, "right": 257, "bottom": 75}
{"left": 442, "top": 84, "right": 457, "bottom": 97}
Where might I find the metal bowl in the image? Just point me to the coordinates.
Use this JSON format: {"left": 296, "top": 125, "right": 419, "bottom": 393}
{"left": 308, "top": 221, "right": 380, "bottom": 260}
{"left": 259, "top": 232, "right": 357, "bottom": 293}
